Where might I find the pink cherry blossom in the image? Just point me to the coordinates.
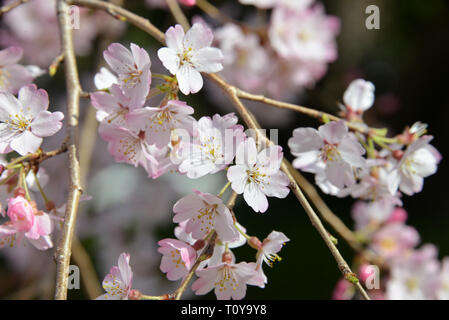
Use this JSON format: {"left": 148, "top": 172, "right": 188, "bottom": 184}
{"left": 173, "top": 190, "right": 239, "bottom": 242}
{"left": 178, "top": 113, "right": 245, "bottom": 178}
{"left": 127, "top": 100, "right": 195, "bottom": 148}
{"left": 158, "top": 23, "right": 224, "bottom": 95}
{"left": 269, "top": 4, "right": 340, "bottom": 62}
{"left": 227, "top": 138, "right": 290, "bottom": 213}
{"left": 98, "top": 123, "right": 156, "bottom": 171}
{"left": 103, "top": 43, "right": 151, "bottom": 108}
{"left": 0, "top": 196, "right": 53, "bottom": 250}
{"left": 370, "top": 222, "right": 420, "bottom": 261}
{"left": 91, "top": 84, "right": 142, "bottom": 125}
{"left": 386, "top": 245, "right": 441, "bottom": 300}
{"left": 158, "top": 238, "right": 197, "bottom": 281}
{"left": 0, "top": 46, "right": 35, "bottom": 94}
{"left": 288, "top": 120, "right": 366, "bottom": 190}
{"left": 0, "top": 84, "right": 64, "bottom": 155}
{"left": 192, "top": 261, "right": 258, "bottom": 300}
{"left": 96, "top": 252, "right": 134, "bottom": 300}
{"left": 388, "top": 135, "right": 442, "bottom": 196}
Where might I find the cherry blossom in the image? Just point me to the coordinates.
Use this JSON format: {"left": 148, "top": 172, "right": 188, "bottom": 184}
{"left": 388, "top": 135, "right": 442, "bottom": 196}
{"left": 158, "top": 23, "right": 224, "bottom": 95}
{"left": 0, "top": 196, "right": 53, "bottom": 250}
{"left": 370, "top": 222, "right": 419, "bottom": 261}
{"left": 94, "top": 67, "right": 118, "bottom": 90}
{"left": 158, "top": 238, "right": 197, "bottom": 281}
{"left": 178, "top": 113, "right": 245, "bottom": 178}
{"left": 288, "top": 120, "right": 366, "bottom": 190}
{"left": 173, "top": 190, "right": 239, "bottom": 242}
{"left": 91, "top": 84, "right": 142, "bottom": 125}
{"left": 0, "top": 84, "right": 64, "bottom": 155}
{"left": 227, "top": 138, "right": 290, "bottom": 213}
{"left": 96, "top": 252, "right": 134, "bottom": 300}
{"left": 269, "top": 4, "right": 340, "bottom": 63}
{"left": 386, "top": 245, "right": 440, "bottom": 300}
{"left": 103, "top": 43, "right": 151, "bottom": 108}
{"left": 98, "top": 123, "right": 156, "bottom": 171}
{"left": 192, "top": 261, "right": 258, "bottom": 300}
{"left": 127, "top": 100, "right": 195, "bottom": 148}
{"left": 0, "top": 46, "right": 36, "bottom": 94}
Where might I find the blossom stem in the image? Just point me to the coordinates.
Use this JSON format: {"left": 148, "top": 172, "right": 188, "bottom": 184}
{"left": 33, "top": 172, "right": 50, "bottom": 205}
{"left": 20, "top": 166, "right": 31, "bottom": 201}
{"left": 140, "top": 294, "right": 165, "bottom": 300}
{"left": 234, "top": 222, "right": 251, "bottom": 241}
{"left": 217, "top": 181, "right": 231, "bottom": 198}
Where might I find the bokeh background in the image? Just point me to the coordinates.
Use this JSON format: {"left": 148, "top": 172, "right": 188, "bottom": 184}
{"left": 0, "top": 0, "right": 448, "bottom": 299}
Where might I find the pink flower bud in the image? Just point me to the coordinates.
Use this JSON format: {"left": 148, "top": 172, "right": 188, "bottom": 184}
{"left": 358, "top": 264, "right": 374, "bottom": 283}
{"left": 222, "top": 251, "right": 233, "bottom": 264}
{"left": 249, "top": 236, "right": 262, "bottom": 250}
{"left": 179, "top": 0, "right": 196, "bottom": 7}
{"left": 387, "top": 207, "right": 408, "bottom": 224}
{"left": 7, "top": 196, "right": 34, "bottom": 232}
{"left": 128, "top": 289, "right": 142, "bottom": 300}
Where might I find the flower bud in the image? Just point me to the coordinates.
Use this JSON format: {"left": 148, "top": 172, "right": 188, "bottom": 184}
{"left": 249, "top": 236, "right": 262, "bottom": 250}
{"left": 222, "top": 251, "right": 233, "bottom": 264}
{"left": 7, "top": 196, "right": 34, "bottom": 232}
{"left": 14, "top": 187, "right": 26, "bottom": 198}
{"left": 128, "top": 289, "right": 142, "bottom": 300}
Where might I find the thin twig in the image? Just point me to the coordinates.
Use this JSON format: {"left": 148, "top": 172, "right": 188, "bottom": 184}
{"left": 0, "top": 0, "right": 29, "bottom": 16}
{"left": 166, "top": 0, "right": 190, "bottom": 31}
{"left": 54, "top": 0, "right": 84, "bottom": 300}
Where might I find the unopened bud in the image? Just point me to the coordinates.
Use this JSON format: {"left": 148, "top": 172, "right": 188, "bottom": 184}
{"left": 193, "top": 239, "right": 205, "bottom": 251}
{"left": 46, "top": 200, "right": 56, "bottom": 212}
{"left": 14, "top": 187, "right": 26, "bottom": 198}
{"left": 128, "top": 289, "right": 142, "bottom": 300}
{"left": 392, "top": 150, "right": 404, "bottom": 161}
{"left": 222, "top": 251, "right": 233, "bottom": 264}
{"left": 248, "top": 236, "right": 262, "bottom": 250}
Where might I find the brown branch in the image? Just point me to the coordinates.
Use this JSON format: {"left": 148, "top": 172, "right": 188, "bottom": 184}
{"left": 0, "top": 0, "right": 29, "bottom": 16}
{"left": 166, "top": 0, "right": 190, "bottom": 31}
{"left": 54, "top": 0, "right": 83, "bottom": 300}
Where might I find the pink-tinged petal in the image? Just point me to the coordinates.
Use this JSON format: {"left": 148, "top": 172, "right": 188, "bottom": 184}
{"left": 165, "top": 24, "right": 185, "bottom": 53}
{"left": 177, "top": 65, "right": 203, "bottom": 95}
{"left": 118, "top": 253, "right": 133, "bottom": 288}
{"left": 94, "top": 67, "right": 117, "bottom": 90}
{"left": 343, "top": 79, "right": 375, "bottom": 112}
{"left": 130, "top": 43, "right": 151, "bottom": 70}
{"left": 30, "top": 111, "right": 64, "bottom": 137}
{"left": 244, "top": 182, "right": 269, "bottom": 213}
{"left": 288, "top": 127, "right": 323, "bottom": 155}
{"left": 0, "top": 91, "right": 22, "bottom": 122}
{"left": 157, "top": 48, "right": 180, "bottom": 75}
{"left": 318, "top": 121, "right": 348, "bottom": 144}
{"left": 104, "top": 43, "right": 135, "bottom": 73}
{"left": 258, "top": 145, "right": 283, "bottom": 175}
{"left": 263, "top": 231, "right": 290, "bottom": 254}
{"left": 173, "top": 193, "right": 204, "bottom": 223}
{"left": 90, "top": 91, "right": 120, "bottom": 114}
{"left": 191, "top": 47, "right": 223, "bottom": 73}
{"left": 184, "top": 23, "right": 214, "bottom": 50}
{"left": 325, "top": 161, "right": 354, "bottom": 189}
{"left": 10, "top": 130, "right": 42, "bottom": 155}
{"left": 227, "top": 165, "right": 247, "bottom": 194}
{"left": 214, "top": 207, "right": 239, "bottom": 242}
{"left": 27, "top": 235, "right": 53, "bottom": 250}
{"left": 121, "top": 64, "right": 151, "bottom": 108}
{"left": 261, "top": 171, "right": 290, "bottom": 198}
{"left": 25, "top": 213, "right": 52, "bottom": 240}
{"left": 1, "top": 64, "right": 33, "bottom": 94}
{"left": 0, "top": 122, "right": 20, "bottom": 145}
{"left": 180, "top": 246, "right": 197, "bottom": 270}
{"left": 338, "top": 137, "right": 366, "bottom": 167}
{"left": 387, "top": 169, "right": 400, "bottom": 196}
{"left": 18, "top": 84, "right": 49, "bottom": 116}
{"left": 291, "top": 150, "right": 320, "bottom": 170}
{"left": 179, "top": 0, "right": 196, "bottom": 6}
{"left": 235, "top": 137, "right": 257, "bottom": 166}
{"left": 0, "top": 46, "right": 23, "bottom": 66}
{"left": 192, "top": 266, "right": 219, "bottom": 295}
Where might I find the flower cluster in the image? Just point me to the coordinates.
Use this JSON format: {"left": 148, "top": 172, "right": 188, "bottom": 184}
{"left": 286, "top": 79, "right": 442, "bottom": 300}
{"left": 214, "top": 0, "right": 339, "bottom": 100}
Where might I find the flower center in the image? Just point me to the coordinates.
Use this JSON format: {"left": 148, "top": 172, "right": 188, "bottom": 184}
{"left": 215, "top": 265, "right": 239, "bottom": 293}
{"left": 5, "top": 113, "right": 32, "bottom": 132}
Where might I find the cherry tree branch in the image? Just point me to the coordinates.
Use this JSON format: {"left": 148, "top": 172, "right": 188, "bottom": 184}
{"left": 166, "top": 0, "right": 190, "bottom": 31}
{"left": 54, "top": 0, "right": 84, "bottom": 300}
{"left": 0, "top": 0, "right": 29, "bottom": 16}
